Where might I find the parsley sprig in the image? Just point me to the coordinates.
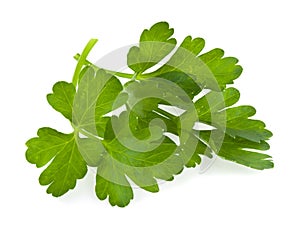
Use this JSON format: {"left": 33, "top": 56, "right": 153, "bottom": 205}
{"left": 26, "top": 22, "right": 273, "bottom": 207}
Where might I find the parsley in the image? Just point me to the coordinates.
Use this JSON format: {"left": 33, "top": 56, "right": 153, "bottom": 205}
{"left": 26, "top": 22, "right": 273, "bottom": 207}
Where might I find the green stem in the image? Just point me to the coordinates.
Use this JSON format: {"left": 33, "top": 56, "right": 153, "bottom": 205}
{"left": 74, "top": 53, "right": 134, "bottom": 79}
{"left": 105, "top": 70, "right": 134, "bottom": 79}
{"left": 73, "top": 53, "right": 94, "bottom": 66}
{"left": 79, "top": 129, "right": 102, "bottom": 141}
{"left": 72, "top": 39, "right": 98, "bottom": 86}
{"left": 72, "top": 124, "right": 103, "bottom": 141}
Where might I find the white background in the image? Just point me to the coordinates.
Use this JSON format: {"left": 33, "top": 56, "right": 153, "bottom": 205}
{"left": 1, "top": 0, "right": 299, "bottom": 227}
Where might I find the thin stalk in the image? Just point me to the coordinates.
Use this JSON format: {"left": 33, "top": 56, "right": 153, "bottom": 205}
{"left": 74, "top": 54, "right": 134, "bottom": 79}
{"left": 72, "top": 39, "right": 98, "bottom": 86}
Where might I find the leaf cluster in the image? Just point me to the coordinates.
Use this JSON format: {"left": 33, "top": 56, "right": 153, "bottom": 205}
{"left": 26, "top": 22, "right": 273, "bottom": 207}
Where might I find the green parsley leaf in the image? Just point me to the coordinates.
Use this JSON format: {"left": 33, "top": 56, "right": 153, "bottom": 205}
{"left": 26, "top": 128, "right": 87, "bottom": 196}
{"left": 95, "top": 174, "right": 133, "bottom": 207}
{"left": 195, "top": 88, "right": 272, "bottom": 143}
{"left": 193, "top": 88, "right": 273, "bottom": 169}
{"left": 127, "top": 22, "right": 176, "bottom": 74}
{"left": 136, "top": 23, "right": 242, "bottom": 91}
{"left": 47, "top": 81, "right": 75, "bottom": 121}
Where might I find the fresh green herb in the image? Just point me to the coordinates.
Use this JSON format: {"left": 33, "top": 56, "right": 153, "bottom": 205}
{"left": 26, "top": 22, "right": 273, "bottom": 207}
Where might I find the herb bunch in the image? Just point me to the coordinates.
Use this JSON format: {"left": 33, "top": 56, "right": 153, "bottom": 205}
{"left": 26, "top": 22, "right": 273, "bottom": 207}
